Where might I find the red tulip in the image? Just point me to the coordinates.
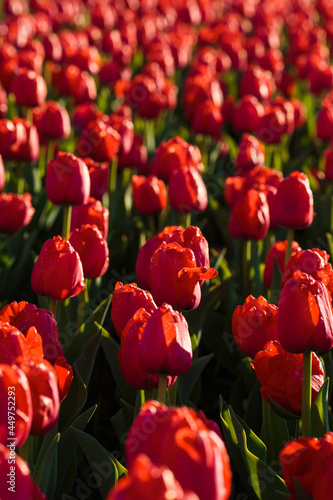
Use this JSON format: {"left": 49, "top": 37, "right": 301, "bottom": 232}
{"left": 0, "top": 301, "right": 63, "bottom": 364}
{"left": 132, "top": 175, "right": 167, "bottom": 215}
{"left": 169, "top": 166, "right": 208, "bottom": 214}
{"left": 257, "top": 105, "right": 287, "bottom": 144}
{"left": 239, "top": 66, "right": 276, "bottom": 100}
{"left": 253, "top": 340, "right": 325, "bottom": 414}
{"left": 271, "top": 171, "right": 314, "bottom": 229}
{"left": 33, "top": 100, "right": 71, "bottom": 141}
{"left": 126, "top": 401, "right": 232, "bottom": 500}
{"left": 232, "top": 95, "right": 264, "bottom": 133}
{"left": 118, "top": 133, "right": 148, "bottom": 173}
{"left": 281, "top": 249, "right": 333, "bottom": 299}
{"left": 52, "top": 64, "right": 97, "bottom": 104}
{"left": 111, "top": 282, "right": 157, "bottom": 338}
{"left": 235, "top": 134, "right": 265, "bottom": 173}
{"left": 53, "top": 355, "right": 73, "bottom": 402}
{"left": 31, "top": 236, "right": 85, "bottom": 300}
{"left": 263, "top": 240, "right": 301, "bottom": 289}
{"left": 232, "top": 295, "right": 279, "bottom": 358}
{"left": 108, "top": 112, "right": 134, "bottom": 157}
{"left": 0, "top": 193, "right": 35, "bottom": 234}
{"left": 0, "top": 119, "right": 39, "bottom": 162}
{"left": 139, "top": 303, "right": 192, "bottom": 376}
{"left": 71, "top": 197, "right": 109, "bottom": 239}
{"left": 69, "top": 224, "right": 109, "bottom": 279}
{"left": 0, "top": 86, "right": 7, "bottom": 118}
{"left": 0, "top": 363, "right": 32, "bottom": 447}
{"left": 76, "top": 119, "right": 121, "bottom": 162}
{"left": 324, "top": 148, "right": 333, "bottom": 180}
{"left": 107, "top": 454, "right": 199, "bottom": 500}
{"left": 279, "top": 432, "right": 333, "bottom": 500}
{"left": 10, "top": 69, "right": 47, "bottom": 107}
{"left": 317, "top": 105, "right": 333, "bottom": 141}
{"left": 84, "top": 157, "right": 109, "bottom": 201}
{"left": 0, "top": 322, "right": 43, "bottom": 364}
{"left": 71, "top": 103, "right": 103, "bottom": 132}
{"left": 278, "top": 270, "right": 333, "bottom": 353}
{"left": 191, "top": 98, "right": 223, "bottom": 137}
{"left": 0, "top": 155, "right": 4, "bottom": 193}
{"left": 229, "top": 189, "right": 270, "bottom": 241}
{"left": 149, "top": 242, "right": 217, "bottom": 310}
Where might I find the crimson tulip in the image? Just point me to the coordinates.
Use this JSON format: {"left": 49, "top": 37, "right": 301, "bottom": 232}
{"left": 279, "top": 432, "right": 333, "bottom": 500}
{"left": 132, "top": 175, "right": 167, "bottom": 215}
{"left": 107, "top": 454, "right": 199, "bottom": 500}
{"left": 72, "top": 103, "right": 102, "bottom": 132}
{"left": 0, "top": 119, "right": 39, "bottom": 162}
{"left": 71, "top": 197, "right": 109, "bottom": 239}
{"left": 235, "top": 134, "right": 265, "bottom": 173}
{"left": 84, "top": 158, "right": 109, "bottom": 201}
{"left": 52, "top": 64, "right": 97, "bottom": 104}
{"left": 271, "top": 171, "right": 314, "bottom": 229}
{"left": 0, "top": 155, "right": 4, "bottom": 193}
{"left": 0, "top": 363, "right": 32, "bottom": 447}
{"left": 33, "top": 100, "right": 71, "bottom": 141}
{"left": 278, "top": 270, "right": 333, "bottom": 353}
{"left": 111, "top": 282, "right": 157, "bottom": 338}
{"left": 317, "top": 105, "right": 333, "bottom": 141}
{"left": 126, "top": 401, "right": 232, "bottom": 500}
{"left": 229, "top": 189, "right": 270, "bottom": 241}
{"left": 232, "top": 95, "right": 264, "bottom": 133}
{"left": 0, "top": 193, "right": 35, "bottom": 234}
{"left": 263, "top": 240, "right": 301, "bottom": 289}
{"left": 76, "top": 119, "right": 121, "bottom": 162}
{"left": 31, "top": 236, "right": 85, "bottom": 300}
{"left": 169, "top": 166, "right": 208, "bottom": 214}
{"left": 324, "top": 148, "right": 333, "bottom": 180}
{"left": 139, "top": 303, "right": 192, "bottom": 376}
{"left": 149, "top": 242, "right": 217, "bottom": 310}
{"left": 191, "top": 99, "right": 223, "bottom": 137}
{"left": 118, "top": 133, "right": 148, "bottom": 173}
{"left": 0, "top": 301, "right": 63, "bottom": 364}
{"left": 239, "top": 66, "right": 276, "bottom": 100}
{"left": 10, "top": 69, "right": 47, "bottom": 108}
{"left": 46, "top": 152, "right": 91, "bottom": 206}
{"left": 69, "top": 224, "right": 109, "bottom": 279}
{"left": 257, "top": 105, "right": 287, "bottom": 144}
{"left": 253, "top": 340, "right": 325, "bottom": 415}
{"left": 232, "top": 295, "right": 279, "bottom": 358}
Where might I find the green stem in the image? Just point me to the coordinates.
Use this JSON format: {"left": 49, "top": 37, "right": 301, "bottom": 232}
{"left": 144, "top": 388, "right": 153, "bottom": 402}
{"left": 76, "top": 280, "right": 89, "bottom": 332}
{"left": 18, "top": 435, "right": 35, "bottom": 472}
{"left": 49, "top": 297, "right": 57, "bottom": 318}
{"left": 38, "top": 144, "right": 47, "bottom": 182}
{"left": 148, "top": 215, "right": 155, "bottom": 236}
{"left": 261, "top": 398, "right": 273, "bottom": 463}
{"left": 184, "top": 212, "right": 191, "bottom": 228}
{"left": 285, "top": 228, "right": 294, "bottom": 267}
{"left": 46, "top": 139, "right": 56, "bottom": 165}
{"left": 62, "top": 205, "right": 72, "bottom": 239}
{"left": 145, "top": 119, "right": 155, "bottom": 156}
{"left": 157, "top": 373, "right": 167, "bottom": 404}
{"left": 243, "top": 239, "right": 251, "bottom": 297}
{"left": 25, "top": 107, "right": 33, "bottom": 123}
{"left": 109, "top": 155, "right": 118, "bottom": 214}
{"left": 302, "top": 351, "right": 312, "bottom": 437}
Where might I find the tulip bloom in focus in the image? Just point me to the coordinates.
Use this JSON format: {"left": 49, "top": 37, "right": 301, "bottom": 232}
{"left": 71, "top": 197, "right": 109, "bottom": 239}
{"left": 253, "top": 340, "right": 325, "bottom": 414}
{"left": 168, "top": 166, "right": 208, "bottom": 214}
{"left": 232, "top": 295, "right": 279, "bottom": 358}
{"left": 69, "top": 224, "right": 109, "bottom": 279}
{"left": 31, "top": 236, "right": 85, "bottom": 300}
{"left": 126, "top": 401, "right": 232, "bottom": 500}
{"left": 277, "top": 270, "right": 333, "bottom": 353}
{"left": 46, "top": 152, "right": 91, "bottom": 206}
{"left": 139, "top": 303, "right": 192, "bottom": 376}
{"left": 149, "top": 242, "right": 218, "bottom": 310}
{"left": 132, "top": 175, "right": 167, "bottom": 215}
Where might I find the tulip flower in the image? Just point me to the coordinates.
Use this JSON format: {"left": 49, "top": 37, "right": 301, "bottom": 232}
{"left": 33, "top": 100, "right": 71, "bottom": 141}
{"left": 277, "top": 270, "right": 333, "bottom": 353}
{"left": 118, "top": 308, "right": 172, "bottom": 390}
{"left": 46, "top": 152, "right": 91, "bottom": 207}
{"left": 126, "top": 401, "right": 232, "bottom": 500}
{"left": 84, "top": 158, "right": 109, "bottom": 201}
{"left": 271, "top": 171, "right": 314, "bottom": 229}
{"left": 118, "top": 133, "right": 148, "bottom": 173}
{"left": 107, "top": 454, "right": 199, "bottom": 500}
{"left": 69, "top": 224, "right": 109, "bottom": 280}
{"left": 232, "top": 95, "right": 264, "bottom": 133}
{"left": 0, "top": 119, "right": 39, "bottom": 163}
{"left": 191, "top": 99, "right": 223, "bottom": 137}
{"left": 281, "top": 249, "right": 333, "bottom": 300}
{"left": 76, "top": 119, "right": 121, "bottom": 162}
{"left": 324, "top": 148, "right": 333, "bottom": 180}
{"left": 52, "top": 64, "right": 97, "bottom": 104}
{"left": 31, "top": 236, "right": 85, "bottom": 301}
{"left": 317, "top": 105, "right": 333, "bottom": 141}
{"left": 72, "top": 103, "right": 102, "bottom": 132}
{"left": 149, "top": 242, "right": 218, "bottom": 310}
{"left": 0, "top": 364, "right": 32, "bottom": 447}
{"left": 0, "top": 154, "right": 4, "bottom": 193}
{"left": 53, "top": 355, "right": 73, "bottom": 402}
{"left": 229, "top": 189, "right": 270, "bottom": 241}
{"left": 168, "top": 166, "right": 208, "bottom": 214}
{"left": 235, "top": 134, "right": 265, "bottom": 173}
{"left": 71, "top": 197, "right": 109, "bottom": 239}
{"left": 131, "top": 175, "right": 167, "bottom": 215}
{"left": 232, "top": 295, "right": 279, "bottom": 358}
{"left": 10, "top": 69, "right": 47, "bottom": 108}
{"left": 279, "top": 432, "right": 333, "bottom": 500}
{"left": 111, "top": 282, "right": 157, "bottom": 338}
{"left": 139, "top": 303, "right": 192, "bottom": 376}
{"left": 263, "top": 240, "right": 301, "bottom": 289}
{"left": 0, "top": 193, "right": 35, "bottom": 234}
{"left": 239, "top": 66, "right": 276, "bottom": 100}
{"left": 253, "top": 340, "right": 325, "bottom": 415}
{"left": 0, "top": 301, "right": 63, "bottom": 364}
{"left": 257, "top": 105, "right": 287, "bottom": 144}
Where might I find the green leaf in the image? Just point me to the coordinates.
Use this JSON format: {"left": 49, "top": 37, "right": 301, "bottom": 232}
{"left": 74, "top": 331, "right": 101, "bottom": 387}
{"left": 261, "top": 399, "right": 289, "bottom": 466}
{"left": 70, "top": 428, "right": 118, "bottom": 498}
{"left": 177, "top": 354, "right": 213, "bottom": 404}
{"left": 34, "top": 433, "right": 60, "bottom": 500}
{"left": 270, "top": 256, "right": 282, "bottom": 306}
{"left": 58, "top": 369, "right": 87, "bottom": 431}
{"left": 311, "top": 378, "right": 330, "bottom": 437}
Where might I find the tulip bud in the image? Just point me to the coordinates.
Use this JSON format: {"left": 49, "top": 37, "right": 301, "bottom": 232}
{"left": 272, "top": 171, "right": 314, "bottom": 229}
{"left": 71, "top": 197, "right": 109, "bottom": 239}
{"left": 139, "top": 303, "right": 192, "bottom": 376}
{"left": 132, "top": 175, "right": 167, "bottom": 215}
{"left": 229, "top": 189, "right": 270, "bottom": 241}
{"left": 169, "top": 166, "right": 208, "bottom": 213}
{"left": 0, "top": 193, "right": 35, "bottom": 234}
{"left": 149, "top": 242, "right": 217, "bottom": 310}
{"left": 33, "top": 100, "right": 71, "bottom": 141}
{"left": 232, "top": 95, "right": 264, "bottom": 133}
{"left": 10, "top": 69, "right": 47, "bottom": 108}
{"left": 278, "top": 270, "right": 333, "bottom": 353}
{"left": 69, "top": 224, "right": 109, "bottom": 279}
{"left": 31, "top": 236, "right": 85, "bottom": 300}
{"left": 235, "top": 134, "right": 265, "bottom": 173}
{"left": 253, "top": 340, "right": 325, "bottom": 414}
{"left": 232, "top": 295, "right": 279, "bottom": 358}
{"left": 111, "top": 282, "right": 157, "bottom": 338}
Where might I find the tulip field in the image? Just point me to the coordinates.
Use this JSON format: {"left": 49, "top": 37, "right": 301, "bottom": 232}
{"left": 3, "top": 0, "right": 333, "bottom": 498}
